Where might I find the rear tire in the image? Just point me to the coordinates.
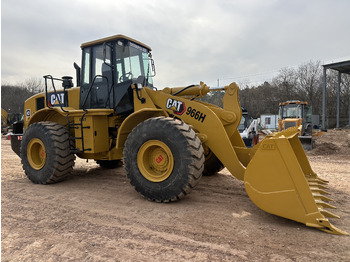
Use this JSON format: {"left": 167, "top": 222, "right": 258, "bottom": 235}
{"left": 21, "top": 122, "right": 75, "bottom": 184}
{"left": 123, "top": 117, "right": 205, "bottom": 202}
{"left": 202, "top": 148, "right": 224, "bottom": 176}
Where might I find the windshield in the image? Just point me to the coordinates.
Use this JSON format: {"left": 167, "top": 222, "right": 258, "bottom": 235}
{"left": 115, "top": 41, "right": 153, "bottom": 85}
{"left": 280, "top": 104, "right": 302, "bottom": 119}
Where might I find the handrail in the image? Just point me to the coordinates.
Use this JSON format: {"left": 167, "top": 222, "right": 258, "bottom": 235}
{"left": 43, "top": 75, "right": 68, "bottom": 113}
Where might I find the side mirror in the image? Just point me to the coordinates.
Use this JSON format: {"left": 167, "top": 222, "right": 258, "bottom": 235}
{"left": 150, "top": 58, "right": 156, "bottom": 77}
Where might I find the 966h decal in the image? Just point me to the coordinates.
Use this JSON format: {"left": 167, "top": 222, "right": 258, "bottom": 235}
{"left": 166, "top": 98, "right": 206, "bottom": 122}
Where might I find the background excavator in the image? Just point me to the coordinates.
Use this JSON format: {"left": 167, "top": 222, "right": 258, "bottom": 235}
{"left": 10, "top": 34, "right": 347, "bottom": 235}
{"left": 239, "top": 108, "right": 259, "bottom": 148}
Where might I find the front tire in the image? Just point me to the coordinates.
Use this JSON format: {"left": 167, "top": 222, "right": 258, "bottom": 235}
{"left": 123, "top": 117, "right": 205, "bottom": 202}
{"left": 21, "top": 122, "right": 75, "bottom": 184}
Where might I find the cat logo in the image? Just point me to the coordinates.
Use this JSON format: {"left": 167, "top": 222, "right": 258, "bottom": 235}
{"left": 50, "top": 93, "right": 65, "bottom": 106}
{"left": 166, "top": 98, "right": 186, "bottom": 115}
{"left": 262, "top": 143, "right": 276, "bottom": 150}
{"left": 46, "top": 91, "right": 68, "bottom": 107}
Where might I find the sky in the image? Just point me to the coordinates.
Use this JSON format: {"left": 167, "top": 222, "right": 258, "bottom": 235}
{"left": 2, "top": 0, "right": 350, "bottom": 89}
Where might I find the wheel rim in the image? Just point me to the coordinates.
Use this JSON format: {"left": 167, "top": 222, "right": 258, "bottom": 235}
{"left": 203, "top": 145, "right": 212, "bottom": 161}
{"left": 137, "top": 140, "right": 174, "bottom": 182}
{"left": 27, "top": 138, "right": 46, "bottom": 170}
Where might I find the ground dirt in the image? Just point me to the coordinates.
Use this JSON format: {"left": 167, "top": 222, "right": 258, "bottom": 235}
{"left": 1, "top": 129, "right": 350, "bottom": 261}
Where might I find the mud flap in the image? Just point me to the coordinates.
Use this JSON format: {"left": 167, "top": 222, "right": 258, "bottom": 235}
{"left": 243, "top": 129, "right": 348, "bottom": 235}
{"left": 11, "top": 134, "right": 22, "bottom": 157}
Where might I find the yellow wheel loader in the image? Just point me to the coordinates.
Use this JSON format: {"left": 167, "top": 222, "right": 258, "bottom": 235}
{"left": 11, "top": 35, "right": 347, "bottom": 235}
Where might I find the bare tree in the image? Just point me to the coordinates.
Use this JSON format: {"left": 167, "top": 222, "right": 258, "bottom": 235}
{"left": 272, "top": 67, "right": 299, "bottom": 102}
{"left": 295, "top": 61, "right": 323, "bottom": 113}
{"left": 19, "top": 77, "right": 44, "bottom": 93}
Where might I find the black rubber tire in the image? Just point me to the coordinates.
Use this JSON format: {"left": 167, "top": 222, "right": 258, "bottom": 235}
{"left": 202, "top": 149, "right": 224, "bottom": 176}
{"left": 20, "top": 121, "right": 75, "bottom": 184}
{"left": 96, "top": 160, "right": 123, "bottom": 169}
{"left": 123, "top": 117, "right": 205, "bottom": 202}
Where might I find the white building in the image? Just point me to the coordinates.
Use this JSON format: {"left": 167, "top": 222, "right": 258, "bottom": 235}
{"left": 260, "top": 114, "right": 279, "bottom": 130}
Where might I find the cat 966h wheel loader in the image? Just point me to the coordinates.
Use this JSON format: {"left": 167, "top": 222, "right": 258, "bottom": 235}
{"left": 11, "top": 34, "right": 347, "bottom": 235}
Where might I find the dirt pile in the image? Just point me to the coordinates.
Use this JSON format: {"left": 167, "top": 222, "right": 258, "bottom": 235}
{"left": 310, "top": 128, "right": 350, "bottom": 155}
{"left": 312, "top": 142, "right": 340, "bottom": 155}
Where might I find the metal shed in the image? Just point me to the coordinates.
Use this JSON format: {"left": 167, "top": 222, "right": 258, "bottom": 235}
{"left": 322, "top": 60, "right": 350, "bottom": 130}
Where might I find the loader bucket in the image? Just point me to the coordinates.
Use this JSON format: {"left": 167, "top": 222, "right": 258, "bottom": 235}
{"left": 299, "top": 135, "right": 313, "bottom": 151}
{"left": 244, "top": 127, "right": 348, "bottom": 235}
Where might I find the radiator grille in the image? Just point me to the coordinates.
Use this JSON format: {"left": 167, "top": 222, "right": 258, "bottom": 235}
{"left": 284, "top": 122, "right": 297, "bottom": 129}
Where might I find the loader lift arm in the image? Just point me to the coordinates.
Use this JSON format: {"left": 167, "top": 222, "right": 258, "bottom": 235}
{"left": 132, "top": 82, "right": 348, "bottom": 235}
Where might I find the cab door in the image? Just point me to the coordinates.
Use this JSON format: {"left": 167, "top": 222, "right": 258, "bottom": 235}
{"left": 80, "top": 44, "right": 114, "bottom": 109}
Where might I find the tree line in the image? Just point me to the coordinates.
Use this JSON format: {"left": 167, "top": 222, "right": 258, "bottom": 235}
{"left": 202, "top": 60, "right": 350, "bottom": 126}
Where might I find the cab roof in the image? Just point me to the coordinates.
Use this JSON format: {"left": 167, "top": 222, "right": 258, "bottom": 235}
{"left": 80, "top": 34, "right": 152, "bottom": 51}
{"left": 279, "top": 100, "right": 308, "bottom": 106}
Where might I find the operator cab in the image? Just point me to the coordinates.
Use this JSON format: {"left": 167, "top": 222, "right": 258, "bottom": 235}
{"left": 279, "top": 101, "right": 310, "bottom": 120}
{"left": 79, "top": 35, "right": 155, "bottom": 115}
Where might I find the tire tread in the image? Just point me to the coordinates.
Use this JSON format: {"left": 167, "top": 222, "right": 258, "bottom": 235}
{"left": 124, "top": 117, "right": 204, "bottom": 202}
{"left": 21, "top": 121, "right": 75, "bottom": 184}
